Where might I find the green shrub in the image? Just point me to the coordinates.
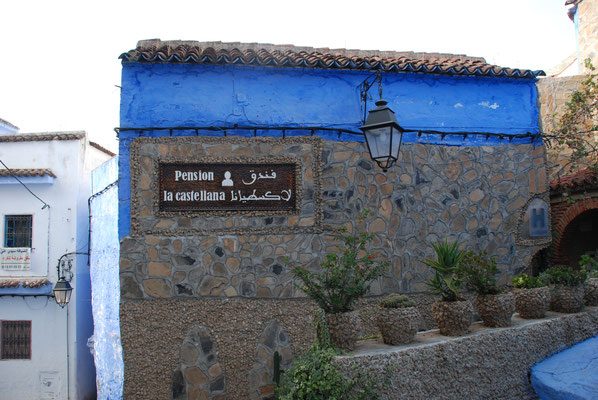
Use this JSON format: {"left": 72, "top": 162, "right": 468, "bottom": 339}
{"left": 579, "top": 255, "right": 598, "bottom": 272}
{"left": 424, "top": 240, "right": 466, "bottom": 302}
{"left": 379, "top": 294, "right": 415, "bottom": 308}
{"left": 459, "top": 250, "right": 501, "bottom": 295}
{"left": 276, "top": 309, "right": 385, "bottom": 400}
{"left": 511, "top": 273, "right": 545, "bottom": 289}
{"left": 539, "top": 266, "right": 587, "bottom": 287}
{"left": 290, "top": 210, "right": 388, "bottom": 314}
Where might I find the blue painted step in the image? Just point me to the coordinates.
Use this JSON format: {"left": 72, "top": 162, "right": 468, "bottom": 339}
{"left": 532, "top": 335, "right": 598, "bottom": 399}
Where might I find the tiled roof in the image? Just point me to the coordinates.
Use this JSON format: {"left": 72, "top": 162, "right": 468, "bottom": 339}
{"left": 120, "top": 40, "right": 545, "bottom": 79}
{"left": 0, "top": 168, "right": 56, "bottom": 178}
{"left": 0, "top": 131, "right": 85, "bottom": 143}
{"left": 0, "top": 279, "right": 50, "bottom": 289}
{"left": 550, "top": 167, "right": 597, "bottom": 191}
{"left": 90, "top": 141, "right": 116, "bottom": 157}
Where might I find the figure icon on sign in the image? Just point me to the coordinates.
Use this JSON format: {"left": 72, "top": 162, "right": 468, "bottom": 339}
{"left": 222, "top": 171, "right": 234, "bottom": 187}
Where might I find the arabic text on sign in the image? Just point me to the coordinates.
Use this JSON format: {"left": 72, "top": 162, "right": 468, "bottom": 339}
{"left": 158, "top": 162, "right": 297, "bottom": 212}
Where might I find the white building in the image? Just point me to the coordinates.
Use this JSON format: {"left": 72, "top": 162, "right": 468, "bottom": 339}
{"left": 0, "top": 130, "right": 113, "bottom": 399}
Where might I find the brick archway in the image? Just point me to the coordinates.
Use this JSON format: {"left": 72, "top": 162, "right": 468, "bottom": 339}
{"left": 551, "top": 197, "right": 598, "bottom": 265}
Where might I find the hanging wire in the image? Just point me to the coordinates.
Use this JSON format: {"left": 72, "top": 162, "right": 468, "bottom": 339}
{"left": 0, "top": 159, "right": 50, "bottom": 209}
{"left": 114, "top": 125, "right": 540, "bottom": 142}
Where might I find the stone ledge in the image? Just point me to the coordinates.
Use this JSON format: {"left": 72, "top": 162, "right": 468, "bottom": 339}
{"left": 334, "top": 307, "right": 598, "bottom": 399}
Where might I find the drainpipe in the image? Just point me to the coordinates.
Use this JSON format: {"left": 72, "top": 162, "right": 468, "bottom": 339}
{"left": 66, "top": 302, "right": 70, "bottom": 400}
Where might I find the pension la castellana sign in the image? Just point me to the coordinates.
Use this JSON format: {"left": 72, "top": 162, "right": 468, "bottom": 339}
{"left": 158, "top": 162, "right": 297, "bottom": 212}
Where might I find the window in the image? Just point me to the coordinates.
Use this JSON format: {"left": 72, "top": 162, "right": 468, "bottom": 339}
{"left": 4, "top": 215, "right": 32, "bottom": 248}
{"left": 1, "top": 321, "right": 31, "bottom": 359}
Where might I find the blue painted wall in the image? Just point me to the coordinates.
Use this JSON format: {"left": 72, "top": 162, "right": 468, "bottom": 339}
{"left": 90, "top": 157, "right": 123, "bottom": 400}
{"left": 120, "top": 63, "right": 539, "bottom": 137}
{"left": 118, "top": 63, "right": 541, "bottom": 238}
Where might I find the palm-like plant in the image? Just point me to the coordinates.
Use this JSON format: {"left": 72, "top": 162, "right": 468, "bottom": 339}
{"left": 424, "top": 240, "right": 465, "bottom": 302}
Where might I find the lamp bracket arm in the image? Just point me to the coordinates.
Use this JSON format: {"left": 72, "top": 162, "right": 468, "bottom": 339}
{"left": 56, "top": 251, "right": 89, "bottom": 281}
{"left": 359, "top": 70, "right": 383, "bottom": 123}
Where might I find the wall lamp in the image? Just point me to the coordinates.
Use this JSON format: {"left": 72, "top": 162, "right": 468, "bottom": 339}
{"left": 53, "top": 277, "right": 72, "bottom": 308}
{"left": 359, "top": 71, "right": 404, "bottom": 172}
{"left": 52, "top": 252, "right": 86, "bottom": 308}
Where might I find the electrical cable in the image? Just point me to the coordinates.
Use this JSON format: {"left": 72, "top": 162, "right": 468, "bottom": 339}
{"left": 0, "top": 158, "right": 50, "bottom": 209}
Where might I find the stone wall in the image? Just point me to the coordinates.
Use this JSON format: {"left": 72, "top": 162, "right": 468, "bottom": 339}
{"left": 536, "top": 75, "right": 588, "bottom": 179}
{"left": 536, "top": 76, "right": 585, "bottom": 135}
{"left": 578, "top": 0, "right": 598, "bottom": 74}
{"left": 334, "top": 308, "right": 598, "bottom": 400}
{"left": 120, "top": 298, "right": 314, "bottom": 400}
{"left": 120, "top": 135, "right": 550, "bottom": 399}
{"left": 121, "top": 136, "right": 548, "bottom": 302}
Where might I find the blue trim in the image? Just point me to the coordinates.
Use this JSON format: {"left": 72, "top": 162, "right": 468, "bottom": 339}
{"left": 0, "top": 283, "right": 52, "bottom": 296}
{"left": 0, "top": 176, "right": 55, "bottom": 185}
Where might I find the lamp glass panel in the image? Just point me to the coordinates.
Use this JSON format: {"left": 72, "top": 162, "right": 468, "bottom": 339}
{"left": 54, "top": 289, "right": 68, "bottom": 305}
{"left": 391, "top": 128, "right": 403, "bottom": 158}
{"left": 53, "top": 281, "right": 72, "bottom": 306}
{"left": 365, "top": 127, "right": 391, "bottom": 159}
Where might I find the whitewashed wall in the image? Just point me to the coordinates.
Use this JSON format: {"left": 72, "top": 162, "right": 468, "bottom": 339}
{"left": 0, "top": 133, "right": 111, "bottom": 399}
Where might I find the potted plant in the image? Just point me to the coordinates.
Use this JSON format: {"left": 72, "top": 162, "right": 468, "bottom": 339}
{"left": 459, "top": 250, "right": 514, "bottom": 327}
{"left": 539, "top": 266, "right": 586, "bottom": 313}
{"left": 290, "top": 210, "right": 388, "bottom": 351}
{"left": 424, "top": 240, "right": 473, "bottom": 336}
{"left": 511, "top": 273, "right": 551, "bottom": 319}
{"left": 376, "top": 294, "right": 421, "bottom": 345}
{"left": 580, "top": 255, "right": 598, "bottom": 306}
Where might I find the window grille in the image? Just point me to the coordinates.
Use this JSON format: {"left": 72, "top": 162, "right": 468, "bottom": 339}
{"left": 1, "top": 321, "right": 31, "bottom": 359}
{"left": 4, "top": 215, "right": 32, "bottom": 248}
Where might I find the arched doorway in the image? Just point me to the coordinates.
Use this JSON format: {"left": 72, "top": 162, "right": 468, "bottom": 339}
{"left": 556, "top": 209, "right": 598, "bottom": 266}
{"left": 550, "top": 168, "right": 598, "bottom": 267}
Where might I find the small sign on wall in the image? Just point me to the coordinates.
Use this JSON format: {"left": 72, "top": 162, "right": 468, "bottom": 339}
{"left": 158, "top": 162, "right": 297, "bottom": 212}
{"left": 39, "top": 371, "right": 60, "bottom": 400}
{"left": 1, "top": 248, "right": 31, "bottom": 270}
{"left": 528, "top": 199, "right": 549, "bottom": 237}
{"left": 517, "top": 196, "right": 552, "bottom": 246}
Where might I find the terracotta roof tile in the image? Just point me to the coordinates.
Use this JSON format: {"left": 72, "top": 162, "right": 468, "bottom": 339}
{"left": 0, "top": 132, "right": 85, "bottom": 143}
{"left": 0, "top": 279, "right": 50, "bottom": 289}
{"left": 0, "top": 117, "right": 19, "bottom": 130}
{"left": 0, "top": 168, "right": 56, "bottom": 178}
{"left": 550, "top": 168, "right": 598, "bottom": 191}
{"left": 90, "top": 141, "right": 116, "bottom": 157}
{"left": 120, "top": 40, "right": 545, "bottom": 79}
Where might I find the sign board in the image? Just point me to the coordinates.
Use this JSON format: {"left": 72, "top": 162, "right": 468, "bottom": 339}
{"left": 1, "top": 248, "right": 31, "bottom": 270}
{"left": 527, "top": 198, "right": 550, "bottom": 237}
{"left": 158, "top": 162, "right": 297, "bottom": 212}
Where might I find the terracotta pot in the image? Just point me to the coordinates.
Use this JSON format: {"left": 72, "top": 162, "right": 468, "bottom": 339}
{"left": 513, "top": 287, "right": 550, "bottom": 319}
{"left": 550, "top": 284, "right": 585, "bottom": 313}
{"left": 432, "top": 300, "right": 473, "bottom": 336}
{"left": 476, "top": 292, "right": 515, "bottom": 327}
{"left": 585, "top": 278, "right": 598, "bottom": 306}
{"left": 324, "top": 311, "right": 361, "bottom": 351}
{"left": 376, "top": 306, "right": 421, "bottom": 345}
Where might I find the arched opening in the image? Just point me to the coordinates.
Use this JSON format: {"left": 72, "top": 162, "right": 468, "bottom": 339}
{"left": 559, "top": 209, "right": 598, "bottom": 267}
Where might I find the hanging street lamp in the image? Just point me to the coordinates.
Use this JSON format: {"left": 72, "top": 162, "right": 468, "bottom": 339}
{"left": 53, "top": 277, "right": 73, "bottom": 308}
{"left": 52, "top": 252, "right": 85, "bottom": 308}
{"left": 358, "top": 71, "right": 404, "bottom": 172}
{"left": 359, "top": 97, "right": 404, "bottom": 172}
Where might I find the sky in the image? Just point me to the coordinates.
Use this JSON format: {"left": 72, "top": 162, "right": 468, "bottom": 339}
{"left": 0, "top": 0, "right": 577, "bottom": 153}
